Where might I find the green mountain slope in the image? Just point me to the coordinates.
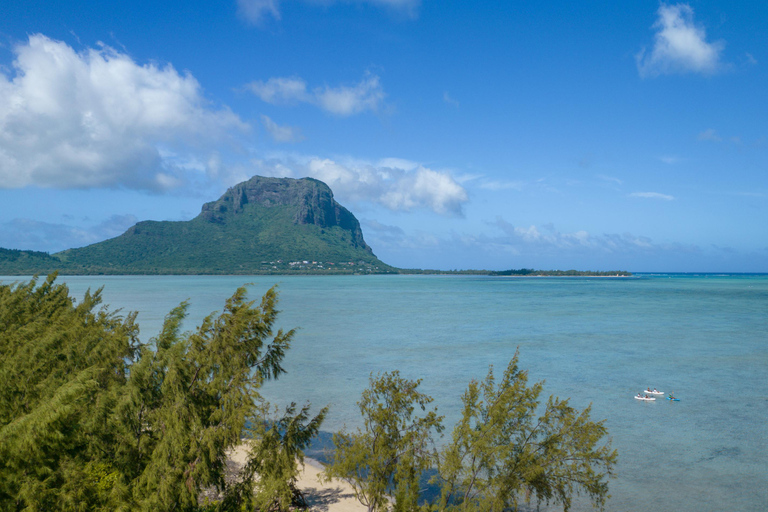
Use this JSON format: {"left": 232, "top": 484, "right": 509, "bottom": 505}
{"left": 0, "top": 176, "right": 395, "bottom": 275}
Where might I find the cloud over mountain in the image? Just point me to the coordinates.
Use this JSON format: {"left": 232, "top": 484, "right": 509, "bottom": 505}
{"left": 0, "top": 35, "right": 246, "bottom": 191}
{"left": 252, "top": 155, "right": 468, "bottom": 215}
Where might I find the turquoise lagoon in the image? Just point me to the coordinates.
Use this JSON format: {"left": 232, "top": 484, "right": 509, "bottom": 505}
{"left": 4, "top": 273, "right": 767, "bottom": 512}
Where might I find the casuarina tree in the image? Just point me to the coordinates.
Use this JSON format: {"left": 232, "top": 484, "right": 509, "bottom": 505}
{"left": 0, "top": 275, "right": 325, "bottom": 511}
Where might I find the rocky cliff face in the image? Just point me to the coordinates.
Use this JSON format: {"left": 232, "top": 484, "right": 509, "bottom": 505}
{"left": 200, "top": 176, "right": 372, "bottom": 252}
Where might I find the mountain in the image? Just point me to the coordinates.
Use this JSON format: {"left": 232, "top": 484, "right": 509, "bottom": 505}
{"left": 0, "top": 176, "right": 395, "bottom": 275}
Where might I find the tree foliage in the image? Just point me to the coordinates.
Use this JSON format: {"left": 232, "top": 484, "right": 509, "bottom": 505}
{"left": 326, "top": 353, "right": 617, "bottom": 512}
{"left": 0, "top": 275, "right": 325, "bottom": 511}
{"left": 435, "top": 352, "right": 617, "bottom": 511}
{"left": 323, "top": 371, "right": 443, "bottom": 512}
{"left": 224, "top": 402, "right": 327, "bottom": 511}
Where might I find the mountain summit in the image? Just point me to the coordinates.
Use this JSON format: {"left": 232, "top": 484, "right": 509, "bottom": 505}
{"left": 201, "top": 176, "right": 371, "bottom": 251}
{"left": 1, "top": 176, "right": 393, "bottom": 275}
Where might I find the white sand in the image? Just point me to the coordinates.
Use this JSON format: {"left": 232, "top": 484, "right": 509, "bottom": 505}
{"left": 228, "top": 445, "right": 367, "bottom": 511}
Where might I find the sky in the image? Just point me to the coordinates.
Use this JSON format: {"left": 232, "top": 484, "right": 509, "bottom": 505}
{"left": 1, "top": 1, "right": 767, "bottom": 272}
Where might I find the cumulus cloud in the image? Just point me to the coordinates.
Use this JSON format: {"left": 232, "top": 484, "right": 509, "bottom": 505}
{"left": 261, "top": 115, "right": 304, "bottom": 143}
{"left": 237, "top": 0, "right": 420, "bottom": 25}
{"left": 636, "top": 3, "right": 725, "bottom": 77}
{"left": 630, "top": 192, "right": 675, "bottom": 201}
{"left": 0, "top": 35, "right": 246, "bottom": 191}
{"left": 316, "top": 74, "right": 385, "bottom": 116}
{"left": 251, "top": 154, "right": 468, "bottom": 215}
{"left": 246, "top": 73, "right": 385, "bottom": 116}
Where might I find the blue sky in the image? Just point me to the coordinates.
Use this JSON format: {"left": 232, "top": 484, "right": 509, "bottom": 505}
{"left": 1, "top": 1, "right": 766, "bottom": 272}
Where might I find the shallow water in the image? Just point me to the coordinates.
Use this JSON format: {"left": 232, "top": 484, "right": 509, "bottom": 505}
{"left": 4, "top": 273, "right": 767, "bottom": 511}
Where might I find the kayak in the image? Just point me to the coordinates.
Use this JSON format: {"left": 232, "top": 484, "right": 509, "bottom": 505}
{"left": 634, "top": 396, "right": 656, "bottom": 401}
{"left": 643, "top": 390, "right": 664, "bottom": 395}
{"left": 666, "top": 396, "right": 680, "bottom": 401}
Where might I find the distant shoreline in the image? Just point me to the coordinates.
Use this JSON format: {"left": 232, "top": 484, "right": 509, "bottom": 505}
{"left": 0, "top": 268, "right": 633, "bottom": 277}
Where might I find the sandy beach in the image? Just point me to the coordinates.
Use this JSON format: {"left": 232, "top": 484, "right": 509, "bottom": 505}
{"left": 228, "top": 445, "right": 367, "bottom": 512}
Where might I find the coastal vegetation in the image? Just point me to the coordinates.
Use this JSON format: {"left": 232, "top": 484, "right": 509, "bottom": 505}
{"left": 398, "top": 268, "right": 632, "bottom": 277}
{"left": 0, "top": 276, "right": 616, "bottom": 511}
{"left": 323, "top": 372, "right": 444, "bottom": 511}
{"left": 0, "top": 275, "right": 326, "bottom": 510}
{"left": 489, "top": 268, "right": 632, "bottom": 277}
{"left": 326, "top": 357, "right": 617, "bottom": 512}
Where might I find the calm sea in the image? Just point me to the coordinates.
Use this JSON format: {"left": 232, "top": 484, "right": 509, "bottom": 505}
{"left": 3, "top": 273, "right": 766, "bottom": 512}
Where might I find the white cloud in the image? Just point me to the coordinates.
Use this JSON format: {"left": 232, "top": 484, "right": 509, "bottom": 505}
{"left": 237, "top": 0, "right": 281, "bottom": 24}
{"left": 0, "top": 35, "right": 246, "bottom": 191}
{"left": 363, "top": 0, "right": 420, "bottom": 15}
{"left": 659, "top": 155, "right": 683, "bottom": 165}
{"left": 252, "top": 154, "right": 468, "bottom": 215}
{"left": 380, "top": 166, "right": 467, "bottom": 214}
{"left": 237, "top": 0, "right": 420, "bottom": 25}
{"left": 698, "top": 128, "right": 721, "bottom": 142}
{"left": 597, "top": 175, "right": 623, "bottom": 185}
{"left": 316, "top": 74, "right": 385, "bottom": 116}
{"left": 443, "top": 91, "right": 459, "bottom": 107}
{"left": 636, "top": 3, "right": 725, "bottom": 77}
{"left": 247, "top": 77, "right": 309, "bottom": 104}
{"left": 630, "top": 192, "right": 675, "bottom": 201}
{"left": 246, "top": 73, "right": 385, "bottom": 116}
{"left": 377, "top": 157, "right": 419, "bottom": 172}
{"left": 477, "top": 180, "right": 524, "bottom": 191}
{"left": 261, "top": 115, "right": 304, "bottom": 143}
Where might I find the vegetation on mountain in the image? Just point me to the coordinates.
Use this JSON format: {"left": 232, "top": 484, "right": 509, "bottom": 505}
{"left": 0, "top": 247, "right": 63, "bottom": 276}
{"left": 0, "top": 275, "right": 325, "bottom": 510}
{"left": 0, "top": 176, "right": 632, "bottom": 277}
{"left": 0, "top": 176, "right": 395, "bottom": 275}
